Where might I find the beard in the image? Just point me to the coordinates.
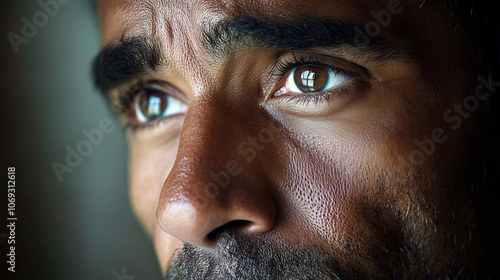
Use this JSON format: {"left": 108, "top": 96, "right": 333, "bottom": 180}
{"left": 165, "top": 231, "right": 346, "bottom": 280}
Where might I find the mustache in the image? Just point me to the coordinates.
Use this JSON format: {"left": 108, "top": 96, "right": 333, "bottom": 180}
{"left": 164, "top": 231, "right": 343, "bottom": 280}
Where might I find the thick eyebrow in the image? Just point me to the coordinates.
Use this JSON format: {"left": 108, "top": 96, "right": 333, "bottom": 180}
{"left": 93, "top": 17, "right": 401, "bottom": 94}
{"left": 203, "top": 17, "right": 399, "bottom": 59}
{"left": 93, "top": 36, "right": 163, "bottom": 93}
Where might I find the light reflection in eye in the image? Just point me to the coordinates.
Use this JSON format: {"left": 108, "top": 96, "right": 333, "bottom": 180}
{"left": 147, "top": 95, "right": 161, "bottom": 116}
{"left": 301, "top": 70, "right": 317, "bottom": 89}
{"left": 283, "top": 65, "right": 350, "bottom": 94}
{"left": 134, "top": 90, "right": 186, "bottom": 123}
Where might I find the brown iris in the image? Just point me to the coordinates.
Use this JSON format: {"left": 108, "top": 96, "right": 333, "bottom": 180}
{"left": 136, "top": 90, "right": 168, "bottom": 120}
{"left": 293, "top": 65, "right": 330, "bottom": 93}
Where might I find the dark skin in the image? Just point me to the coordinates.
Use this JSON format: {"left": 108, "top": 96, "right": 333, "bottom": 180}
{"left": 95, "top": 0, "right": 493, "bottom": 278}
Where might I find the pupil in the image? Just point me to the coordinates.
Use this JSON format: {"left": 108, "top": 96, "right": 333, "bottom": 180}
{"left": 293, "top": 65, "right": 329, "bottom": 92}
{"left": 139, "top": 91, "right": 167, "bottom": 119}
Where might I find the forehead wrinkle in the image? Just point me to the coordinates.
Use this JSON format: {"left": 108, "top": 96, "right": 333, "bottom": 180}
{"left": 118, "top": 1, "right": 172, "bottom": 50}
{"left": 159, "top": 0, "right": 224, "bottom": 90}
{"left": 114, "top": 1, "right": 217, "bottom": 88}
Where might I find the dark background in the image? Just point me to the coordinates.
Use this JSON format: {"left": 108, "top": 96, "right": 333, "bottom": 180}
{"left": 1, "top": 1, "right": 162, "bottom": 279}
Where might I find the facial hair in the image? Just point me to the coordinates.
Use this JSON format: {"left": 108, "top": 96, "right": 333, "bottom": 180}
{"left": 165, "top": 231, "right": 347, "bottom": 280}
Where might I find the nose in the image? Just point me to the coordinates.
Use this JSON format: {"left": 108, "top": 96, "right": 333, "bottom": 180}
{"left": 156, "top": 97, "right": 278, "bottom": 248}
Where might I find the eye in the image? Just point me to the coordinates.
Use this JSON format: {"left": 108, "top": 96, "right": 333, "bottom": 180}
{"left": 133, "top": 89, "right": 186, "bottom": 123}
{"left": 278, "top": 65, "right": 351, "bottom": 96}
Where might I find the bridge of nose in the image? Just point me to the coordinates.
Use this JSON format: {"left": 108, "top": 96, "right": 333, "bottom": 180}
{"left": 155, "top": 94, "right": 282, "bottom": 248}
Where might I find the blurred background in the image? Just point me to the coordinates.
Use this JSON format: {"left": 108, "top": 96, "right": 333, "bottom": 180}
{"left": 1, "top": 1, "right": 162, "bottom": 279}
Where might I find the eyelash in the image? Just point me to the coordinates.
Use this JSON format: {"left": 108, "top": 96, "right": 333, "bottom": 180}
{"left": 116, "top": 78, "right": 146, "bottom": 114}
{"left": 115, "top": 78, "right": 173, "bottom": 132}
{"left": 277, "top": 83, "right": 356, "bottom": 107}
{"left": 114, "top": 54, "right": 360, "bottom": 131}
{"left": 271, "top": 53, "right": 359, "bottom": 105}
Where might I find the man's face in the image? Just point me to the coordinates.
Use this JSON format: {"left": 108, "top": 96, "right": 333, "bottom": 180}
{"left": 96, "top": 0, "right": 484, "bottom": 278}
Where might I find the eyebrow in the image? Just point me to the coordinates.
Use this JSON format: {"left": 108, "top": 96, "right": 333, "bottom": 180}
{"left": 93, "top": 17, "right": 400, "bottom": 94}
{"left": 204, "top": 17, "right": 390, "bottom": 57}
{"left": 93, "top": 36, "right": 163, "bottom": 93}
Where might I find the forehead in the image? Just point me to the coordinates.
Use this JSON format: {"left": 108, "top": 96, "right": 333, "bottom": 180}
{"left": 97, "top": 0, "right": 422, "bottom": 82}
{"left": 98, "top": 0, "right": 404, "bottom": 46}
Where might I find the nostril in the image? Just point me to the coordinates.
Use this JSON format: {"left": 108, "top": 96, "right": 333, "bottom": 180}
{"left": 206, "top": 220, "right": 252, "bottom": 242}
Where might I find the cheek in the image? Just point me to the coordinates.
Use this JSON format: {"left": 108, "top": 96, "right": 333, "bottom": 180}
{"left": 281, "top": 149, "right": 351, "bottom": 245}
{"left": 129, "top": 140, "right": 179, "bottom": 235}
{"left": 279, "top": 132, "right": 372, "bottom": 245}
{"left": 274, "top": 120, "right": 417, "bottom": 276}
{"left": 153, "top": 224, "right": 184, "bottom": 270}
{"left": 276, "top": 114, "right": 412, "bottom": 248}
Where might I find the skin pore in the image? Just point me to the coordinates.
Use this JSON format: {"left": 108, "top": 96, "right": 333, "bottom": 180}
{"left": 95, "top": 0, "right": 496, "bottom": 279}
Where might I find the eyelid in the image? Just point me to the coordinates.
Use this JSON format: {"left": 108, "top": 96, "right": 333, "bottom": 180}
{"left": 278, "top": 66, "right": 352, "bottom": 97}
{"left": 132, "top": 79, "right": 190, "bottom": 104}
{"left": 265, "top": 52, "right": 368, "bottom": 99}
{"left": 263, "top": 52, "right": 367, "bottom": 117}
{"left": 126, "top": 113, "right": 185, "bottom": 134}
{"left": 110, "top": 78, "right": 189, "bottom": 131}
